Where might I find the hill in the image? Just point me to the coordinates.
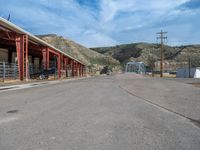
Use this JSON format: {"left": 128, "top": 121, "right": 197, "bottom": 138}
{"left": 37, "top": 34, "right": 120, "bottom": 74}
{"left": 92, "top": 43, "right": 200, "bottom": 71}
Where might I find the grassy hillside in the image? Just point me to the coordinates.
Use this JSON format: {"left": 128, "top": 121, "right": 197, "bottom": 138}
{"left": 92, "top": 43, "right": 200, "bottom": 71}
{"left": 37, "top": 34, "right": 120, "bottom": 74}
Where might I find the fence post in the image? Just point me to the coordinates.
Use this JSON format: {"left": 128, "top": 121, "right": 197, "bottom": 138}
{"left": 14, "top": 63, "right": 17, "bottom": 80}
{"left": 3, "top": 62, "right": 5, "bottom": 82}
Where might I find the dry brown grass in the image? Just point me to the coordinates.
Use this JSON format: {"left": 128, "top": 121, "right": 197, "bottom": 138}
{"left": 146, "top": 74, "right": 176, "bottom": 78}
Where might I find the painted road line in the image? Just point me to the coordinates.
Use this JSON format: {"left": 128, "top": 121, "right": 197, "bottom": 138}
{"left": 0, "top": 77, "right": 88, "bottom": 92}
{"left": 0, "top": 82, "right": 48, "bottom": 92}
{"left": 0, "top": 117, "right": 18, "bottom": 125}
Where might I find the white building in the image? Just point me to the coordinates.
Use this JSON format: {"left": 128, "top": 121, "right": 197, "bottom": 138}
{"left": 176, "top": 67, "right": 200, "bottom": 78}
{"left": 125, "top": 62, "right": 146, "bottom": 74}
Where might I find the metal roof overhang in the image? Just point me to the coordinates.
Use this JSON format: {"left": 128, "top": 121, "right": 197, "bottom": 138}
{"left": 0, "top": 17, "right": 86, "bottom": 66}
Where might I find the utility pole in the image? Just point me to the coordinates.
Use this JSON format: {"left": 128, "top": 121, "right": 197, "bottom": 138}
{"left": 188, "top": 57, "right": 191, "bottom": 78}
{"left": 157, "top": 30, "right": 167, "bottom": 78}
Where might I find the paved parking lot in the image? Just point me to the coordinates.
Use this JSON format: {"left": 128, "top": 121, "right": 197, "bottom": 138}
{"left": 0, "top": 74, "right": 200, "bottom": 150}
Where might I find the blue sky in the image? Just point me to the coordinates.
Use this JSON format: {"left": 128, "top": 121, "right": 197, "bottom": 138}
{"left": 0, "top": 0, "right": 200, "bottom": 47}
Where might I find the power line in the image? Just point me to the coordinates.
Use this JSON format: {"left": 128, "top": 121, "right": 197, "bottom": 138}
{"left": 157, "top": 30, "right": 167, "bottom": 78}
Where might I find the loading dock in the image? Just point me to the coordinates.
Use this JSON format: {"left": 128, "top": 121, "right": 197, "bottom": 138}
{"left": 0, "top": 17, "right": 86, "bottom": 81}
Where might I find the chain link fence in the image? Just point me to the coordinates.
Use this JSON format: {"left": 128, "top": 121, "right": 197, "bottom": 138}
{"left": 0, "top": 62, "right": 19, "bottom": 82}
{"left": 0, "top": 61, "right": 84, "bottom": 82}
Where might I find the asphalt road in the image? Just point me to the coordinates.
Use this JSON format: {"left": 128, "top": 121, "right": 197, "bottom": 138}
{"left": 0, "top": 74, "right": 200, "bottom": 150}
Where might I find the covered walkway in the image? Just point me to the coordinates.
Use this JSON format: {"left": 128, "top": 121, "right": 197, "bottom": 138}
{"left": 0, "top": 17, "right": 86, "bottom": 81}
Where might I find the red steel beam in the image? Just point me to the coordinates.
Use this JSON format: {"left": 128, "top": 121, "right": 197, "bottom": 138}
{"left": 1, "top": 25, "right": 85, "bottom": 80}
{"left": 80, "top": 64, "right": 82, "bottom": 77}
{"left": 48, "top": 48, "right": 60, "bottom": 56}
{"left": 78, "top": 63, "right": 80, "bottom": 77}
{"left": 48, "top": 48, "right": 61, "bottom": 79}
{"left": 68, "top": 59, "right": 72, "bottom": 77}
{"left": 75, "top": 61, "right": 77, "bottom": 77}
{"left": 82, "top": 65, "right": 84, "bottom": 76}
{"left": 64, "top": 57, "right": 67, "bottom": 70}
{"left": 57, "top": 54, "right": 61, "bottom": 79}
{"left": 72, "top": 60, "right": 75, "bottom": 77}
{"left": 42, "top": 48, "right": 47, "bottom": 70}
{"left": 47, "top": 48, "right": 49, "bottom": 69}
{"left": 16, "top": 35, "right": 24, "bottom": 81}
{"left": 42, "top": 47, "right": 50, "bottom": 70}
{"left": 77, "top": 62, "right": 79, "bottom": 77}
{"left": 25, "top": 34, "right": 29, "bottom": 81}
{"left": 77, "top": 63, "right": 79, "bottom": 77}
{"left": 61, "top": 54, "right": 64, "bottom": 70}
{"left": 0, "top": 30, "right": 16, "bottom": 41}
{"left": 76, "top": 62, "right": 79, "bottom": 77}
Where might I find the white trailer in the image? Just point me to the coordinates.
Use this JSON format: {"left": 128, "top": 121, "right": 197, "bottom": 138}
{"left": 176, "top": 67, "right": 200, "bottom": 78}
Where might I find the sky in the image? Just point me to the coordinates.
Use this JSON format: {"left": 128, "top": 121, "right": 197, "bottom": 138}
{"left": 0, "top": 0, "right": 200, "bottom": 47}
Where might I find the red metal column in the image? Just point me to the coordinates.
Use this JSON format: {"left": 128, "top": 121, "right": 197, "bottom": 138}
{"left": 25, "top": 35, "right": 29, "bottom": 81}
{"left": 78, "top": 63, "right": 81, "bottom": 77}
{"left": 77, "top": 62, "right": 79, "bottom": 77}
{"left": 47, "top": 48, "right": 49, "bottom": 70}
{"left": 64, "top": 58, "right": 67, "bottom": 70}
{"left": 16, "top": 35, "right": 24, "bottom": 81}
{"left": 80, "top": 64, "right": 82, "bottom": 77}
{"left": 42, "top": 47, "right": 49, "bottom": 70}
{"left": 74, "top": 61, "right": 76, "bottom": 77}
{"left": 81, "top": 64, "right": 83, "bottom": 77}
{"left": 80, "top": 65, "right": 82, "bottom": 76}
{"left": 78, "top": 63, "right": 80, "bottom": 76}
{"left": 61, "top": 54, "right": 64, "bottom": 70}
{"left": 75, "top": 61, "right": 77, "bottom": 77}
{"left": 77, "top": 63, "right": 79, "bottom": 77}
{"left": 82, "top": 65, "right": 84, "bottom": 76}
{"left": 57, "top": 54, "right": 61, "bottom": 79}
{"left": 42, "top": 48, "right": 47, "bottom": 70}
{"left": 72, "top": 60, "right": 75, "bottom": 77}
{"left": 48, "top": 49, "right": 61, "bottom": 79}
{"left": 42, "top": 48, "right": 49, "bottom": 70}
{"left": 75, "top": 62, "right": 77, "bottom": 77}
{"left": 79, "top": 64, "right": 81, "bottom": 77}
{"left": 64, "top": 57, "right": 68, "bottom": 77}
{"left": 83, "top": 66, "right": 85, "bottom": 76}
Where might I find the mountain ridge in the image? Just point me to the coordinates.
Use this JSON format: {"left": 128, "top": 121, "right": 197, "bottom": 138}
{"left": 91, "top": 42, "right": 200, "bottom": 71}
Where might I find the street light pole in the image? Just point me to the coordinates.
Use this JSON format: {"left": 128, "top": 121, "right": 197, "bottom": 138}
{"left": 157, "top": 30, "right": 167, "bottom": 78}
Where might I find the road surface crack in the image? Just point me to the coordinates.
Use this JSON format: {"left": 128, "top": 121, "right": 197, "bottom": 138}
{"left": 118, "top": 85, "right": 200, "bottom": 129}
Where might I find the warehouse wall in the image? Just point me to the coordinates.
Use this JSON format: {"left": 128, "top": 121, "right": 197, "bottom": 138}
{"left": 0, "top": 48, "right": 8, "bottom": 62}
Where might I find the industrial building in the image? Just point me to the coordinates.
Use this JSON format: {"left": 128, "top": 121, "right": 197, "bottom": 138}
{"left": 125, "top": 61, "right": 146, "bottom": 74}
{"left": 0, "top": 17, "right": 86, "bottom": 81}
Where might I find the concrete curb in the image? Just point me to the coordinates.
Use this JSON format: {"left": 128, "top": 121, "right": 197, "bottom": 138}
{"left": 0, "top": 77, "right": 89, "bottom": 92}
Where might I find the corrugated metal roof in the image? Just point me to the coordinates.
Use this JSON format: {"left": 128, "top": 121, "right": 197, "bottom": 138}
{"left": 0, "top": 17, "right": 86, "bottom": 66}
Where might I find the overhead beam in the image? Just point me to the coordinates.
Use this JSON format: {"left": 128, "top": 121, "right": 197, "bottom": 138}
{"left": 15, "top": 34, "right": 24, "bottom": 81}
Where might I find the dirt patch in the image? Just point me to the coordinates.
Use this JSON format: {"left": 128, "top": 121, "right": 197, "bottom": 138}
{"left": 188, "top": 83, "right": 200, "bottom": 88}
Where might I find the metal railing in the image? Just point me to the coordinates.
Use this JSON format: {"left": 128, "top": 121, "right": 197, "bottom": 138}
{"left": 0, "top": 61, "right": 84, "bottom": 82}
{"left": 0, "top": 61, "right": 19, "bottom": 82}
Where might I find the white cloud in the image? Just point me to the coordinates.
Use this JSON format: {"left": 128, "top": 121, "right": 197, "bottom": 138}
{"left": 77, "top": 30, "right": 118, "bottom": 47}
{"left": 99, "top": 0, "right": 190, "bottom": 22}
{"left": 1, "top": 0, "right": 199, "bottom": 47}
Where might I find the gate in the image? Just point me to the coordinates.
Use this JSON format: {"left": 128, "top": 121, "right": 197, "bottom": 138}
{"left": 0, "top": 62, "right": 19, "bottom": 82}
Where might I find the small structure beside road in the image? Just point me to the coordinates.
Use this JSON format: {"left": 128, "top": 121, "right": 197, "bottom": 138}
{"left": 125, "top": 61, "right": 146, "bottom": 74}
{"left": 0, "top": 17, "right": 86, "bottom": 82}
{"left": 176, "top": 67, "right": 200, "bottom": 78}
